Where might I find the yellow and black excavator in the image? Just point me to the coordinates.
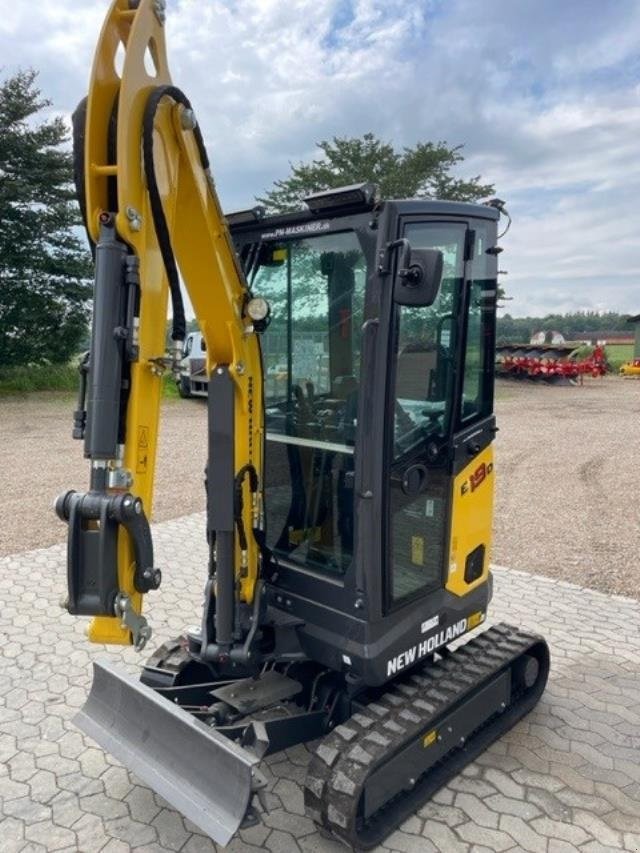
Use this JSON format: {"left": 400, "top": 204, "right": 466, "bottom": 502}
{"left": 56, "top": 0, "right": 549, "bottom": 847}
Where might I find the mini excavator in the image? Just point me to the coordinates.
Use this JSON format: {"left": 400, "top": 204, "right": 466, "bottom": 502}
{"left": 56, "top": 0, "right": 550, "bottom": 847}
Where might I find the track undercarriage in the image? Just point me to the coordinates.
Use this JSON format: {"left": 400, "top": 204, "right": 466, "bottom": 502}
{"left": 76, "top": 623, "right": 549, "bottom": 848}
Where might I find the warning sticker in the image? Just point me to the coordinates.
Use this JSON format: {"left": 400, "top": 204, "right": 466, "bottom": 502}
{"left": 136, "top": 450, "right": 148, "bottom": 474}
{"left": 137, "top": 426, "right": 149, "bottom": 473}
{"left": 138, "top": 426, "right": 149, "bottom": 448}
{"left": 411, "top": 535, "right": 424, "bottom": 566}
{"left": 423, "top": 729, "right": 438, "bottom": 748}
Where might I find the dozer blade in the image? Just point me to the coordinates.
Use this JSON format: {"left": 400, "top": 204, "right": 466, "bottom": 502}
{"left": 75, "top": 660, "right": 260, "bottom": 846}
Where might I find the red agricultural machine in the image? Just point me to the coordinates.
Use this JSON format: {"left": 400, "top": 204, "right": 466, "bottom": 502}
{"left": 496, "top": 343, "right": 607, "bottom": 384}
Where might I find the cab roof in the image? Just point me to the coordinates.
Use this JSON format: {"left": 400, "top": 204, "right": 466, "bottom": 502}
{"left": 227, "top": 197, "right": 499, "bottom": 236}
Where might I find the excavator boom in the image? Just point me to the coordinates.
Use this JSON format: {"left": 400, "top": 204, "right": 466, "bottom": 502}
{"left": 59, "top": 0, "right": 264, "bottom": 645}
{"left": 56, "top": 0, "right": 266, "bottom": 840}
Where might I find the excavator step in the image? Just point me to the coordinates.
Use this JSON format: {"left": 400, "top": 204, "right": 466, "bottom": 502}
{"left": 303, "top": 623, "right": 549, "bottom": 850}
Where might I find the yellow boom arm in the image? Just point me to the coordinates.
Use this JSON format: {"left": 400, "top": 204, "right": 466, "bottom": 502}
{"left": 75, "top": 0, "right": 263, "bottom": 645}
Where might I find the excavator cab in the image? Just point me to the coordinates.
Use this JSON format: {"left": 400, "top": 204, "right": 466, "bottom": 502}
{"left": 57, "top": 2, "right": 549, "bottom": 848}
{"left": 224, "top": 189, "right": 501, "bottom": 685}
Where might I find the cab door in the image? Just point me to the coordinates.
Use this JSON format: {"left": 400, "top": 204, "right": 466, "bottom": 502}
{"left": 385, "top": 220, "right": 468, "bottom": 609}
{"left": 446, "top": 219, "right": 498, "bottom": 597}
{"left": 384, "top": 216, "right": 498, "bottom": 610}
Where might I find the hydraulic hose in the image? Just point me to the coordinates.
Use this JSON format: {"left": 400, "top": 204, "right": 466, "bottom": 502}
{"left": 142, "top": 86, "right": 211, "bottom": 343}
{"left": 72, "top": 95, "right": 118, "bottom": 259}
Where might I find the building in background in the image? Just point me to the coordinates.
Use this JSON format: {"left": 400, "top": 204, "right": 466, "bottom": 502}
{"left": 627, "top": 315, "right": 640, "bottom": 358}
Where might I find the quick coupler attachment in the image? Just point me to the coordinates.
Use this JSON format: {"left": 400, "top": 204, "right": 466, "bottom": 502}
{"left": 55, "top": 490, "right": 161, "bottom": 618}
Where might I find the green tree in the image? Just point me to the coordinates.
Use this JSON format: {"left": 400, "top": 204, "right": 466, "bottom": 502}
{"left": 0, "top": 69, "right": 92, "bottom": 366}
{"left": 257, "top": 133, "right": 508, "bottom": 302}
{"left": 258, "top": 132, "right": 494, "bottom": 213}
{"left": 496, "top": 311, "right": 631, "bottom": 344}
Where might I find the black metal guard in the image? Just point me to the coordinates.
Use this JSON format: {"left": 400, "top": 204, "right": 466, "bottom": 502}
{"left": 55, "top": 490, "right": 160, "bottom": 616}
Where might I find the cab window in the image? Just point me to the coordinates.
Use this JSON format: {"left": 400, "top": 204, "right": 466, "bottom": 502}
{"left": 251, "top": 231, "right": 366, "bottom": 575}
{"left": 388, "top": 222, "right": 466, "bottom": 605}
{"left": 460, "top": 222, "right": 495, "bottom": 424}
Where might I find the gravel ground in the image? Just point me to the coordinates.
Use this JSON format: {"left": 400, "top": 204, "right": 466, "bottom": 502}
{"left": 0, "top": 394, "right": 209, "bottom": 557}
{"left": 492, "top": 377, "right": 640, "bottom": 598}
{"left": 1, "top": 377, "right": 638, "bottom": 596}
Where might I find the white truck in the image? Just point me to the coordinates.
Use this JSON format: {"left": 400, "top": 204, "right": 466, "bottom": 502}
{"left": 177, "top": 331, "right": 208, "bottom": 398}
{"left": 179, "top": 331, "right": 330, "bottom": 400}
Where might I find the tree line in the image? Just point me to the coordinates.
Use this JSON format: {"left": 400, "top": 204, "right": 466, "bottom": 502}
{"left": 497, "top": 312, "right": 634, "bottom": 344}
{"left": 0, "top": 71, "right": 91, "bottom": 367}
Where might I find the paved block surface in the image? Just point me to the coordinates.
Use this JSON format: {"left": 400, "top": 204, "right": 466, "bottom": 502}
{"left": 1, "top": 512, "right": 639, "bottom": 852}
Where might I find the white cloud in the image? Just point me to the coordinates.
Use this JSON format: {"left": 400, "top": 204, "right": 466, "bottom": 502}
{"left": 0, "top": 0, "right": 638, "bottom": 316}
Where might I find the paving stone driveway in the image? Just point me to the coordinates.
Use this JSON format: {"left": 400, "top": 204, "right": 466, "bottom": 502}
{"left": 1, "top": 512, "right": 639, "bottom": 853}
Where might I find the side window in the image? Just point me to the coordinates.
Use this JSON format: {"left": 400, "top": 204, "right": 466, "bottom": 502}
{"left": 460, "top": 223, "right": 495, "bottom": 424}
{"left": 184, "top": 336, "right": 193, "bottom": 357}
{"left": 250, "top": 258, "right": 289, "bottom": 400}
{"left": 392, "top": 224, "right": 465, "bottom": 457}
{"left": 290, "top": 246, "right": 331, "bottom": 397}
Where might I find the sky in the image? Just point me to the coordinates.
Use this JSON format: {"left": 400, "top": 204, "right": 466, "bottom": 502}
{"left": 1, "top": 0, "right": 639, "bottom": 317}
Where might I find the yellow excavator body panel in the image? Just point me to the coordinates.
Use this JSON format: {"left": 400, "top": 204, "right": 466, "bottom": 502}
{"left": 446, "top": 444, "right": 494, "bottom": 597}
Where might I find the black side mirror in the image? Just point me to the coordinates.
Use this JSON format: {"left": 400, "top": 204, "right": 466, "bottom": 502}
{"left": 393, "top": 240, "right": 444, "bottom": 307}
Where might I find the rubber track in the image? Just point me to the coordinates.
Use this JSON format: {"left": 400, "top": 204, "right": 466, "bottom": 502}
{"left": 303, "top": 622, "right": 547, "bottom": 850}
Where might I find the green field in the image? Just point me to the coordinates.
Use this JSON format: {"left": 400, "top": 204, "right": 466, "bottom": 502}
{"left": 162, "top": 373, "right": 180, "bottom": 398}
{"left": 0, "top": 364, "right": 79, "bottom": 395}
{"left": 0, "top": 363, "right": 180, "bottom": 398}
{"left": 605, "top": 343, "right": 634, "bottom": 371}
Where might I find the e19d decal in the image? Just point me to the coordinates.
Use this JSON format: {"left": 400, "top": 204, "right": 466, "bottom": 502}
{"left": 461, "top": 461, "right": 493, "bottom": 496}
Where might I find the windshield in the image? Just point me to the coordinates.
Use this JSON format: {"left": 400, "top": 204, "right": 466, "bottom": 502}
{"left": 252, "top": 232, "right": 365, "bottom": 406}
{"left": 251, "top": 230, "right": 366, "bottom": 575}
